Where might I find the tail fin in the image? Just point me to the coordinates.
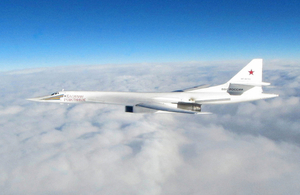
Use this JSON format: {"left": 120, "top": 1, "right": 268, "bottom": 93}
{"left": 190, "top": 59, "right": 278, "bottom": 101}
{"left": 226, "top": 59, "right": 270, "bottom": 95}
{"left": 228, "top": 59, "right": 263, "bottom": 84}
{"left": 191, "top": 59, "right": 269, "bottom": 94}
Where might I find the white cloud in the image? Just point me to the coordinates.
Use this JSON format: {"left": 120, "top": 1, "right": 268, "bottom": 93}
{"left": 0, "top": 106, "right": 23, "bottom": 115}
{"left": 0, "top": 61, "right": 300, "bottom": 194}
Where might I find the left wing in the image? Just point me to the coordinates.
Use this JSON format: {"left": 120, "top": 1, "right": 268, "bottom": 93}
{"left": 172, "top": 84, "right": 210, "bottom": 92}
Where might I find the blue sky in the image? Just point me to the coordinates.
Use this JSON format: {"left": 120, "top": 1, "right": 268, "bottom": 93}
{"left": 1, "top": 0, "right": 300, "bottom": 70}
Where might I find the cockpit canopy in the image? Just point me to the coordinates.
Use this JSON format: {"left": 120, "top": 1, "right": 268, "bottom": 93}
{"left": 51, "top": 92, "right": 59, "bottom": 96}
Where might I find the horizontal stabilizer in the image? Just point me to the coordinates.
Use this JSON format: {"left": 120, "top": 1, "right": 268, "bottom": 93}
{"left": 230, "top": 82, "right": 270, "bottom": 86}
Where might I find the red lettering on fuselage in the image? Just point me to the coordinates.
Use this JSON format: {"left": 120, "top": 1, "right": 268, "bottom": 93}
{"left": 63, "top": 94, "right": 86, "bottom": 102}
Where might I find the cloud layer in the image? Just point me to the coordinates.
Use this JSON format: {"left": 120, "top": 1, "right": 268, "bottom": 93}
{"left": 0, "top": 61, "right": 299, "bottom": 195}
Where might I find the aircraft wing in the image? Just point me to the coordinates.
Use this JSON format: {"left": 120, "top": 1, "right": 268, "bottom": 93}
{"left": 172, "top": 84, "right": 210, "bottom": 92}
{"left": 88, "top": 97, "right": 211, "bottom": 114}
{"left": 134, "top": 102, "right": 211, "bottom": 114}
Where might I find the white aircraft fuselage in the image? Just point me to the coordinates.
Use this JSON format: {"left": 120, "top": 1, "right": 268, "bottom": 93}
{"left": 28, "top": 59, "right": 278, "bottom": 114}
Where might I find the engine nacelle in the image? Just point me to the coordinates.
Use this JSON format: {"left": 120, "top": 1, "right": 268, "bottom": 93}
{"left": 177, "top": 102, "right": 201, "bottom": 112}
{"left": 125, "top": 105, "right": 157, "bottom": 113}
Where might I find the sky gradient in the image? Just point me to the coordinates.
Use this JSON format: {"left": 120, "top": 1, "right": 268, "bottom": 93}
{"left": 1, "top": 0, "right": 300, "bottom": 70}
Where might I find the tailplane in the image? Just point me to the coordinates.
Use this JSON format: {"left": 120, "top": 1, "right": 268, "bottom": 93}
{"left": 189, "top": 58, "right": 278, "bottom": 103}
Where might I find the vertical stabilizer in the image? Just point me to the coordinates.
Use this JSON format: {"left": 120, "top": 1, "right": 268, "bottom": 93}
{"left": 226, "top": 59, "right": 270, "bottom": 95}
{"left": 189, "top": 59, "right": 269, "bottom": 93}
{"left": 228, "top": 59, "right": 263, "bottom": 84}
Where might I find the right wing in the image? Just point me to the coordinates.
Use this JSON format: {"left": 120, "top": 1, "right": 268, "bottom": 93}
{"left": 134, "top": 102, "right": 212, "bottom": 115}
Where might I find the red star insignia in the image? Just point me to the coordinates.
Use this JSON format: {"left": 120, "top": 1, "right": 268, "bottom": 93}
{"left": 249, "top": 69, "right": 254, "bottom": 75}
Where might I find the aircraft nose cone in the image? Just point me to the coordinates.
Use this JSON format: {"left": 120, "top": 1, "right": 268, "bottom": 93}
{"left": 27, "top": 97, "right": 42, "bottom": 102}
{"left": 27, "top": 95, "right": 49, "bottom": 102}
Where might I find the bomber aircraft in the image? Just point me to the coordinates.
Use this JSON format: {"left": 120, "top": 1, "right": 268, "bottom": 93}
{"left": 28, "top": 59, "right": 278, "bottom": 114}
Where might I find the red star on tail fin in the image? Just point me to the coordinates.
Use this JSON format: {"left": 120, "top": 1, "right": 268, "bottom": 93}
{"left": 249, "top": 69, "right": 254, "bottom": 75}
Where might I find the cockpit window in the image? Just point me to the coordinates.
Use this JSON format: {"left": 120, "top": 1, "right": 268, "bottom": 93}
{"left": 51, "top": 92, "right": 59, "bottom": 96}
